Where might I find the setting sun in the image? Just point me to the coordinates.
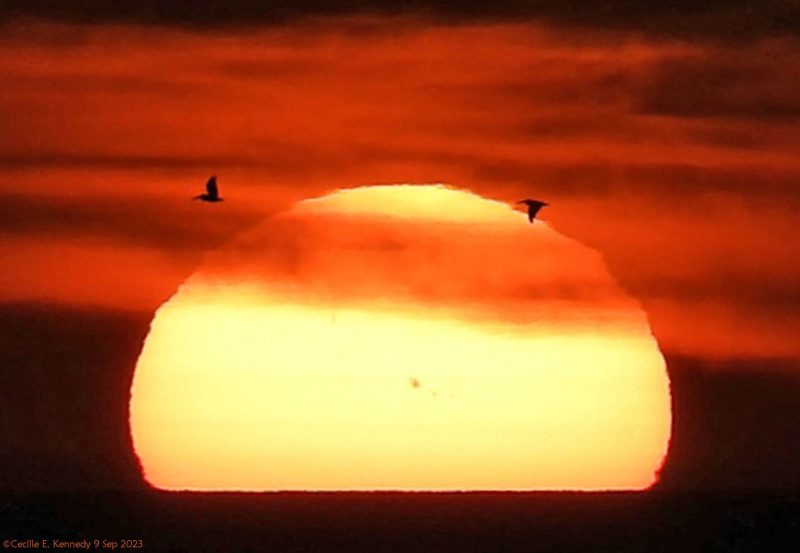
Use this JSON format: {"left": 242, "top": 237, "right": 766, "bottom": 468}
{"left": 130, "top": 185, "right": 671, "bottom": 491}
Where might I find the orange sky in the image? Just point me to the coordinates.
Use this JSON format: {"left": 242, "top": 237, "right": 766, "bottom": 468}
{"left": 1, "top": 18, "right": 799, "bottom": 361}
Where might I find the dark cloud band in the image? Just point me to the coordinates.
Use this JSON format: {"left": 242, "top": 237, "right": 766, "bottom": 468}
{"left": 1, "top": 1, "right": 798, "bottom": 40}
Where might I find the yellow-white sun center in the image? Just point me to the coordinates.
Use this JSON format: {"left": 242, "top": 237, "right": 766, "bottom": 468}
{"left": 130, "top": 185, "right": 671, "bottom": 491}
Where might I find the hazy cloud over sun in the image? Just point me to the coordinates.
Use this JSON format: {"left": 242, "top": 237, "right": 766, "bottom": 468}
{"left": 198, "top": 185, "right": 644, "bottom": 332}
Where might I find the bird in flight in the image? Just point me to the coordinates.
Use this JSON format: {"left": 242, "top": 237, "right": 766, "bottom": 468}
{"left": 194, "top": 175, "right": 223, "bottom": 202}
{"left": 517, "top": 199, "right": 548, "bottom": 223}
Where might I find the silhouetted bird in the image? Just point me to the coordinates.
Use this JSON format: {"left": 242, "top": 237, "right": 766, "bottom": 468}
{"left": 194, "top": 176, "right": 223, "bottom": 202}
{"left": 518, "top": 199, "right": 548, "bottom": 223}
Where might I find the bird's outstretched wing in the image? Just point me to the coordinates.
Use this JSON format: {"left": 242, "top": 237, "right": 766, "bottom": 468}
{"left": 517, "top": 199, "right": 547, "bottom": 223}
{"left": 527, "top": 203, "right": 544, "bottom": 222}
{"left": 206, "top": 177, "right": 218, "bottom": 200}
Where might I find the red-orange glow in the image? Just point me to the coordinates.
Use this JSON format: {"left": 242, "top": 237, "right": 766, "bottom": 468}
{"left": 130, "top": 185, "right": 671, "bottom": 490}
{"left": 4, "top": 19, "right": 798, "bottom": 360}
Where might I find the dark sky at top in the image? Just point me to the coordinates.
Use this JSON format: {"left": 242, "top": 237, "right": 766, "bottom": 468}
{"left": 2, "top": 0, "right": 799, "bottom": 40}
